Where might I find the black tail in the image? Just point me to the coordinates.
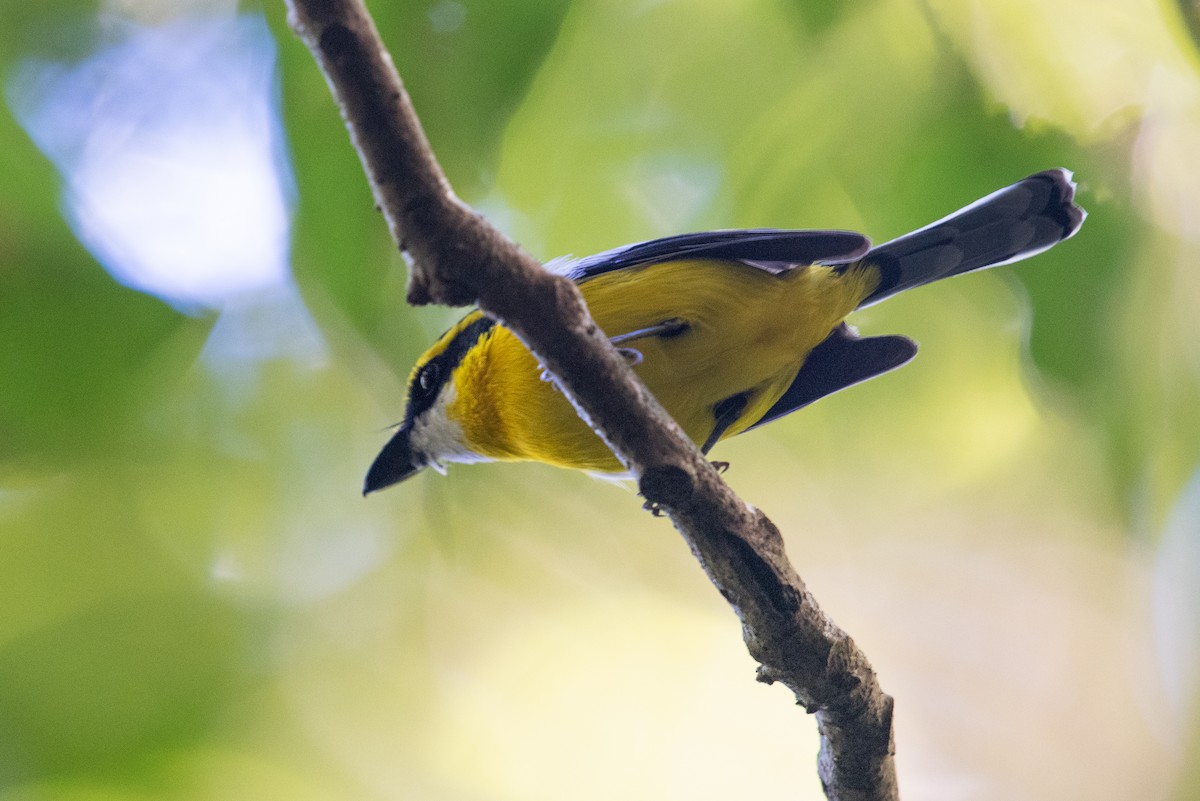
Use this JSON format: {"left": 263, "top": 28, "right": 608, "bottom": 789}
{"left": 855, "top": 169, "right": 1085, "bottom": 308}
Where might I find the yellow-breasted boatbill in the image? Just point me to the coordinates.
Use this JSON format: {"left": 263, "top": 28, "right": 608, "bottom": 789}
{"left": 364, "top": 169, "right": 1085, "bottom": 494}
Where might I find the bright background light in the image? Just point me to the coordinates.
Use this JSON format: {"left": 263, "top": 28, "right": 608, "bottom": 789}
{"left": 8, "top": 12, "right": 293, "bottom": 311}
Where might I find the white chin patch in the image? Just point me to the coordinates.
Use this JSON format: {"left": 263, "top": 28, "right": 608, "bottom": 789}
{"left": 409, "top": 383, "right": 492, "bottom": 468}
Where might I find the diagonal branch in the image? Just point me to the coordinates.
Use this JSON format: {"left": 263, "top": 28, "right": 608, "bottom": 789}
{"left": 285, "top": 2, "right": 898, "bottom": 798}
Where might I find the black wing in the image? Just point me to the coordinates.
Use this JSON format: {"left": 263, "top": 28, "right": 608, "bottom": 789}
{"left": 747, "top": 323, "right": 917, "bottom": 430}
{"left": 563, "top": 229, "right": 871, "bottom": 282}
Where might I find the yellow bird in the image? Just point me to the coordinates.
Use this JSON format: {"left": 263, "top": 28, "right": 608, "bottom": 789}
{"left": 365, "top": 169, "right": 1084, "bottom": 493}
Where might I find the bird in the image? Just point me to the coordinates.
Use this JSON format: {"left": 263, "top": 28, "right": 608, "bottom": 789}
{"left": 364, "top": 169, "right": 1085, "bottom": 494}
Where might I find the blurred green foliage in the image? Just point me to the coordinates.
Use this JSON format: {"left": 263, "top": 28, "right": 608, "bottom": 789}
{"left": 1, "top": 0, "right": 1198, "bottom": 799}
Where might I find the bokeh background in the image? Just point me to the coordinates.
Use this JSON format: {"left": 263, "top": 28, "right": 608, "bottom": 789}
{"left": 2, "top": 0, "right": 1199, "bottom": 798}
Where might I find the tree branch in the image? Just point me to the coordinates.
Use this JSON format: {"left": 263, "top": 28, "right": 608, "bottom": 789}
{"left": 285, "top": 2, "right": 898, "bottom": 798}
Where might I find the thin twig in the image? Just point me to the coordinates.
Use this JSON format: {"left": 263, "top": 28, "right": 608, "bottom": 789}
{"left": 285, "top": 1, "right": 899, "bottom": 797}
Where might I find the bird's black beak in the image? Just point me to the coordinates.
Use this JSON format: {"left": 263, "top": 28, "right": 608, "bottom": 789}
{"left": 363, "top": 426, "right": 424, "bottom": 495}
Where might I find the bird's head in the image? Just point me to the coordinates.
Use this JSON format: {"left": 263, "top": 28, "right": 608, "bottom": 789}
{"left": 363, "top": 313, "right": 497, "bottom": 494}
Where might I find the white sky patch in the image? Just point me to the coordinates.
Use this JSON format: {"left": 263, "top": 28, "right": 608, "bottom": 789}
{"left": 7, "top": 12, "right": 294, "bottom": 311}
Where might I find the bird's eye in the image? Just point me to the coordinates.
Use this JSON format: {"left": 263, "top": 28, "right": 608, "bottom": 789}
{"left": 418, "top": 362, "right": 440, "bottom": 394}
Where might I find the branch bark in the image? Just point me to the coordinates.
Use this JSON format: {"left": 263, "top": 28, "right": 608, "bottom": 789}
{"left": 285, "top": 2, "right": 898, "bottom": 798}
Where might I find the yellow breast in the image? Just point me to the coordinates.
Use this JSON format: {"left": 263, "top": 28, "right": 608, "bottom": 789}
{"left": 449, "top": 259, "right": 878, "bottom": 471}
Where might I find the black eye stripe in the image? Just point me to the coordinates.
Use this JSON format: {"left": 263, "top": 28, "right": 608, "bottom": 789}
{"left": 440, "top": 316, "right": 496, "bottom": 371}
{"left": 404, "top": 316, "right": 496, "bottom": 421}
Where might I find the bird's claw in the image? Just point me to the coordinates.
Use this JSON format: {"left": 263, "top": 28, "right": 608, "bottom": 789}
{"left": 617, "top": 347, "right": 644, "bottom": 365}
